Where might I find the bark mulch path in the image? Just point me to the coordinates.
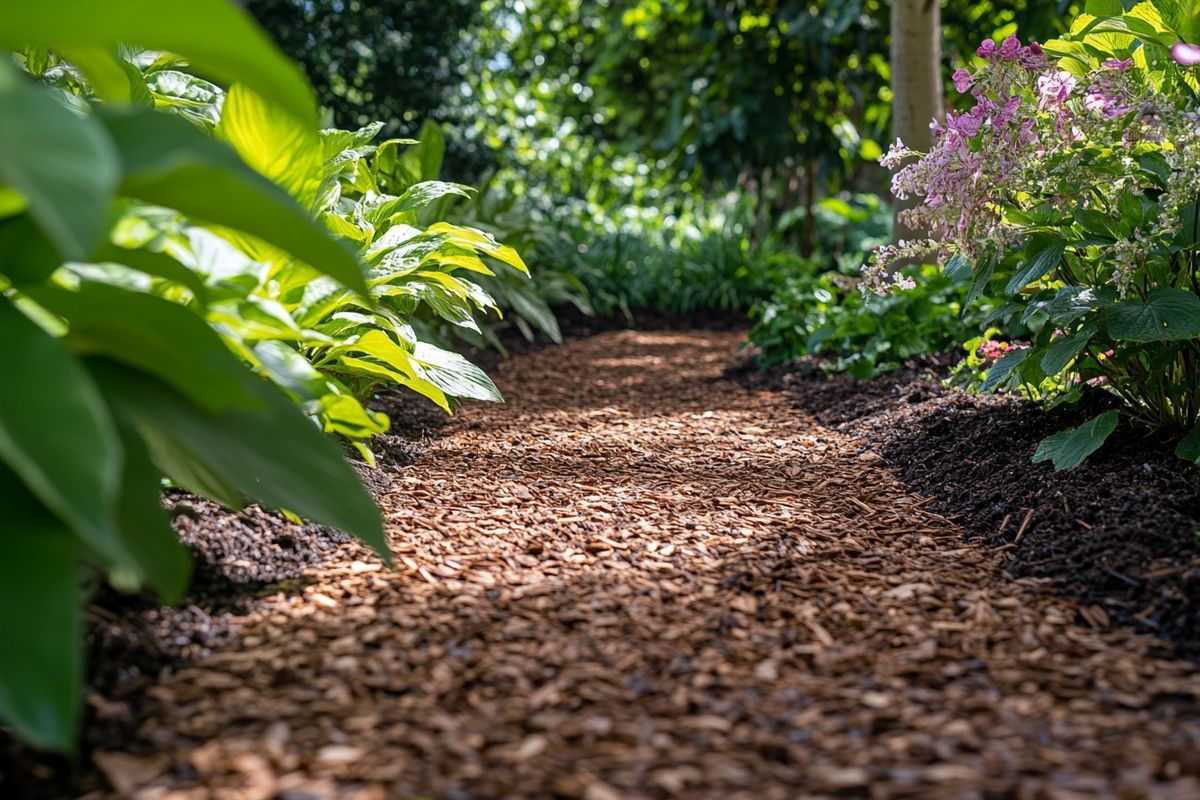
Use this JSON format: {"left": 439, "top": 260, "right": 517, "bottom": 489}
{"left": 52, "top": 332, "right": 1200, "bottom": 798}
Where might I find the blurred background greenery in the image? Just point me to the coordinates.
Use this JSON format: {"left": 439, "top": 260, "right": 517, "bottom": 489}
{"left": 247, "top": 0, "right": 1080, "bottom": 373}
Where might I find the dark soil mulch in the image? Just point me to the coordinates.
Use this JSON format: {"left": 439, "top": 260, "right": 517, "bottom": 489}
{"left": 736, "top": 354, "right": 1200, "bottom": 660}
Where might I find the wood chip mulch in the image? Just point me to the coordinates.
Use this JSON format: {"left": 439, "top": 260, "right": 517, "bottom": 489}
{"left": 76, "top": 330, "right": 1200, "bottom": 800}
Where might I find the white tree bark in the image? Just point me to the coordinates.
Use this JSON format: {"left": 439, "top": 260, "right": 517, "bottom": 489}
{"left": 890, "top": 0, "right": 944, "bottom": 244}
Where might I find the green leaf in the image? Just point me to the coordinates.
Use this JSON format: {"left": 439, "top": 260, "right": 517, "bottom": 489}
{"left": 319, "top": 394, "right": 390, "bottom": 440}
{"left": 108, "top": 413, "right": 192, "bottom": 602}
{"left": 426, "top": 222, "right": 529, "bottom": 275}
{"left": 55, "top": 47, "right": 154, "bottom": 106}
{"left": 1041, "top": 326, "right": 1097, "bottom": 375}
{"left": 412, "top": 342, "right": 504, "bottom": 403}
{"left": 98, "top": 108, "right": 368, "bottom": 296}
{"left": 1085, "top": 0, "right": 1124, "bottom": 15}
{"left": 1103, "top": 287, "right": 1200, "bottom": 341}
{"left": 320, "top": 123, "right": 385, "bottom": 162}
{"left": 943, "top": 253, "right": 972, "bottom": 282}
{"left": 92, "top": 241, "right": 209, "bottom": 301}
{"left": 1045, "top": 286, "right": 1118, "bottom": 327}
{"left": 145, "top": 70, "right": 224, "bottom": 128}
{"left": 0, "top": 214, "right": 63, "bottom": 285}
{"left": 0, "top": 0, "right": 317, "bottom": 124}
{"left": 1005, "top": 239, "right": 1068, "bottom": 295}
{"left": 979, "top": 347, "right": 1030, "bottom": 394}
{"left": 1176, "top": 422, "right": 1200, "bottom": 463}
{"left": 1033, "top": 410, "right": 1120, "bottom": 470}
{"left": 0, "top": 60, "right": 118, "bottom": 260}
{"left": 27, "top": 283, "right": 263, "bottom": 413}
{"left": 404, "top": 120, "right": 446, "bottom": 184}
{"left": 0, "top": 298, "right": 121, "bottom": 556}
{"left": 963, "top": 255, "right": 996, "bottom": 316}
{"left": 1073, "top": 208, "right": 1122, "bottom": 241}
{"left": 93, "top": 360, "right": 389, "bottom": 562}
{"left": 217, "top": 84, "right": 324, "bottom": 207}
{"left": 365, "top": 182, "right": 474, "bottom": 226}
{"left": 0, "top": 472, "right": 82, "bottom": 754}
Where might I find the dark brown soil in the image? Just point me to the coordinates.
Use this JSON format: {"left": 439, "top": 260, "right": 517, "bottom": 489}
{"left": 737, "top": 356, "right": 1200, "bottom": 660}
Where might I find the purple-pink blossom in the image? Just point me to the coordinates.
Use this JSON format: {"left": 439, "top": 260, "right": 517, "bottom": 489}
{"left": 998, "top": 35, "right": 1022, "bottom": 61}
{"left": 1172, "top": 42, "right": 1200, "bottom": 66}
{"left": 1084, "top": 90, "right": 1131, "bottom": 118}
{"left": 1019, "top": 42, "right": 1047, "bottom": 70}
{"left": 947, "top": 109, "right": 982, "bottom": 139}
{"left": 866, "top": 32, "right": 1200, "bottom": 304}
{"left": 995, "top": 96, "right": 1024, "bottom": 128}
{"left": 953, "top": 68, "right": 973, "bottom": 94}
{"left": 1037, "top": 70, "right": 1077, "bottom": 110}
{"left": 977, "top": 340, "right": 1013, "bottom": 362}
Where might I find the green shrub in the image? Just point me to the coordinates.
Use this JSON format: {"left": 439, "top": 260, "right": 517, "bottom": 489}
{"left": 749, "top": 265, "right": 999, "bottom": 377}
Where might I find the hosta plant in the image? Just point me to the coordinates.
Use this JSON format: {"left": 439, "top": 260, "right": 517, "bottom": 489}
{"left": 0, "top": 0, "right": 527, "bottom": 752}
{"left": 867, "top": 0, "right": 1200, "bottom": 469}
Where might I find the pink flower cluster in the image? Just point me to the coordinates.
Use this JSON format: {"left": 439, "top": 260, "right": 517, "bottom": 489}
{"left": 976, "top": 339, "right": 1013, "bottom": 363}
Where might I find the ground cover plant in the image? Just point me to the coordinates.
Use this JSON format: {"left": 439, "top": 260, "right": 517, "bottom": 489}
{"left": 0, "top": 0, "right": 525, "bottom": 752}
{"left": 868, "top": 0, "right": 1200, "bottom": 468}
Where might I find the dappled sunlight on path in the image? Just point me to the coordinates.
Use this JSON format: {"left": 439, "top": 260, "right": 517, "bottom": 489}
{"left": 96, "top": 331, "right": 1199, "bottom": 799}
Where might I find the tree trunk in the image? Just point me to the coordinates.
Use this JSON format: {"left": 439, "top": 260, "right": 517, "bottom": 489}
{"left": 890, "top": 0, "right": 944, "bottom": 245}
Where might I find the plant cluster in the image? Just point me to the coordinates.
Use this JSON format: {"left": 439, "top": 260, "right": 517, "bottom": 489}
{"left": 867, "top": 0, "right": 1200, "bottom": 469}
{"left": 0, "top": 0, "right": 525, "bottom": 752}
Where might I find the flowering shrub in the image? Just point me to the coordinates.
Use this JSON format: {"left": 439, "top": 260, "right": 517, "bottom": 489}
{"left": 867, "top": 1, "right": 1200, "bottom": 469}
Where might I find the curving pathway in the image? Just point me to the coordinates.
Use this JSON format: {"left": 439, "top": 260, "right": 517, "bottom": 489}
{"left": 91, "top": 330, "right": 1199, "bottom": 799}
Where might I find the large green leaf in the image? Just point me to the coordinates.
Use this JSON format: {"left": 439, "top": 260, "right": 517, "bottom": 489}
{"left": 1033, "top": 410, "right": 1120, "bottom": 471}
{"left": 1041, "top": 326, "right": 1097, "bottom": 375}
{"left": 0, "top": 214, "right": 63, "bottom": 285}
{"left": 109, "top": 415, "right": 193, "bottom": 602}
{"left": 0, "top": 299, "right": 121, "bottom": 554}
{"left": 364, "top": 182, "right": 474, "bottom": 227}
{"left": 27, "top": 283, "right": 263, "bottom": 413}
{"left": 93, "top": 360, "right": 389, "bottom": 562}
{"left": 0, "top": 0, "right": 317, "bottom": 124}
{"left": 92, "top": 241, "right": 209, "bottom": 301}
{"left": 0, "top": 473, "right": 82, "bottom": 754}
{"left": 0, "top": 60, "right": 118, "bottom": 260}
{"left": 1005, "top": 239, "right": 1068, "bottom": 295}
{"left": 98, "top": 108, "right": 368, "bottom": 296}
{"left": 412, "top": 342, "right": 505, "bottom": 403}
{"left": 1103, "top": 287, "right": 1200, "bottom": 341}
{"left": 217, "top": 84, "right": 324, "bottom": 207}
{"left": 1045, "top": 286, "right": 1117, "bottom": 327}
{"left": 1177, "top": 421, "right": 1200, "bottom": 464}
{"left": 378, "top": 120, "right": 446, "bottom": 188}
{"left": 979, "top": 347, "right": 1030, "bottom": 394}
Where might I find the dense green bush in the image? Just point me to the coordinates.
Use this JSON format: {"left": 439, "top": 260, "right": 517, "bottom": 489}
{"left": 750, "top": 266, "right": 1001, "bottom": 377}
{"left": 0, "top": 0, "right": 525, "bottom": 751}
{"left": 244, "top": 0, "right": 480, "bottom": 138}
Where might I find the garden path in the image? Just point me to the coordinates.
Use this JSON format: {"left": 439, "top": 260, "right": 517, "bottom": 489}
{"left": 95, "top": 330, "right": 1199, "bottom": 799}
